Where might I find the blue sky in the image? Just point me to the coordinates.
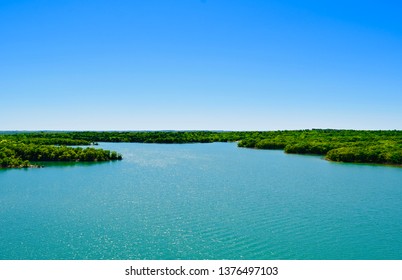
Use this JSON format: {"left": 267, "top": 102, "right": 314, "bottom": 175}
{"left": 1, "top": 0, "right": 401, "bottom": 130}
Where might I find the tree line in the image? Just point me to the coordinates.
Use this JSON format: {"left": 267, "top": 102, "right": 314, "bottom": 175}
{"left": 0, "top": 136, "right": 122, "bottom": 168}
{"left": 1, "top": 129, "right": 402, "bottom": 168}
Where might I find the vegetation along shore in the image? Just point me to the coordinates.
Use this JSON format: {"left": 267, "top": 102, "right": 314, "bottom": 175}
{"left": 1, "top": 130, "right": 402, "bottom": 168}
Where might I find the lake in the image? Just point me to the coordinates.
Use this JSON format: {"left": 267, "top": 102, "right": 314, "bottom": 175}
{"left": 1, "top": 142, "right": 401, "bottom": 259}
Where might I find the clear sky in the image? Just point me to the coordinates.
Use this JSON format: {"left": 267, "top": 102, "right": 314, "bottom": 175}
{"left": 1, "top": 0, "right": 401, "bottom": 131}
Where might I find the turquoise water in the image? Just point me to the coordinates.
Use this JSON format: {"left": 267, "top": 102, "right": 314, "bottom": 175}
{"left": 1, "top": 142, "right": 401, "bottom": 260}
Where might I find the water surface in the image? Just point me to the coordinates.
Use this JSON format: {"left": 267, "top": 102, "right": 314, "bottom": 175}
{"left": 1, "top": 143, "right": 401, "bottom": 259}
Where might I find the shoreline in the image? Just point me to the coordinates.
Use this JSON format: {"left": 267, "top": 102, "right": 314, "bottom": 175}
{"left": 2, "top": 130, "right": 402, "bottom": 168}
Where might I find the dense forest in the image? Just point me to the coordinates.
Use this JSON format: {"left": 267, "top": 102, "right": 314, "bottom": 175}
{"left": 1, "top": 130, "right": 402, "bottom": 168}
{"left": 0, "top": 133, "right": 122, "bottom": 168}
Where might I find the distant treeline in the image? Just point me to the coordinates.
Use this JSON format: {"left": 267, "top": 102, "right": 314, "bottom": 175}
{"left": 236, "top": 129, "right": 402, "bottom": 165}
{"left": 1, "top": 130, "right": 402, "bottom": 168}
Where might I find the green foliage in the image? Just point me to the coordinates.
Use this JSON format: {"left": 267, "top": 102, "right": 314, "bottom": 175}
{"left": 1, "top": 129, "right": 402, "bottom": 168}
{"left": 0, "top": 137, "right": 122, "bottom": 168}
{"left": 326, "top": 146, "right": 402, "bottom": 164}
{"left": 284, "top": 142, "right": 339, "bottom": 155}
{"left": 255, "top": 139, "right": 287, "bottom": 150}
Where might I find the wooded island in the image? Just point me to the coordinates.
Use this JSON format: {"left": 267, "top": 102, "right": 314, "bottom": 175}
{"left": 1, "top": 130, "right": 402, "bottom": 168}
